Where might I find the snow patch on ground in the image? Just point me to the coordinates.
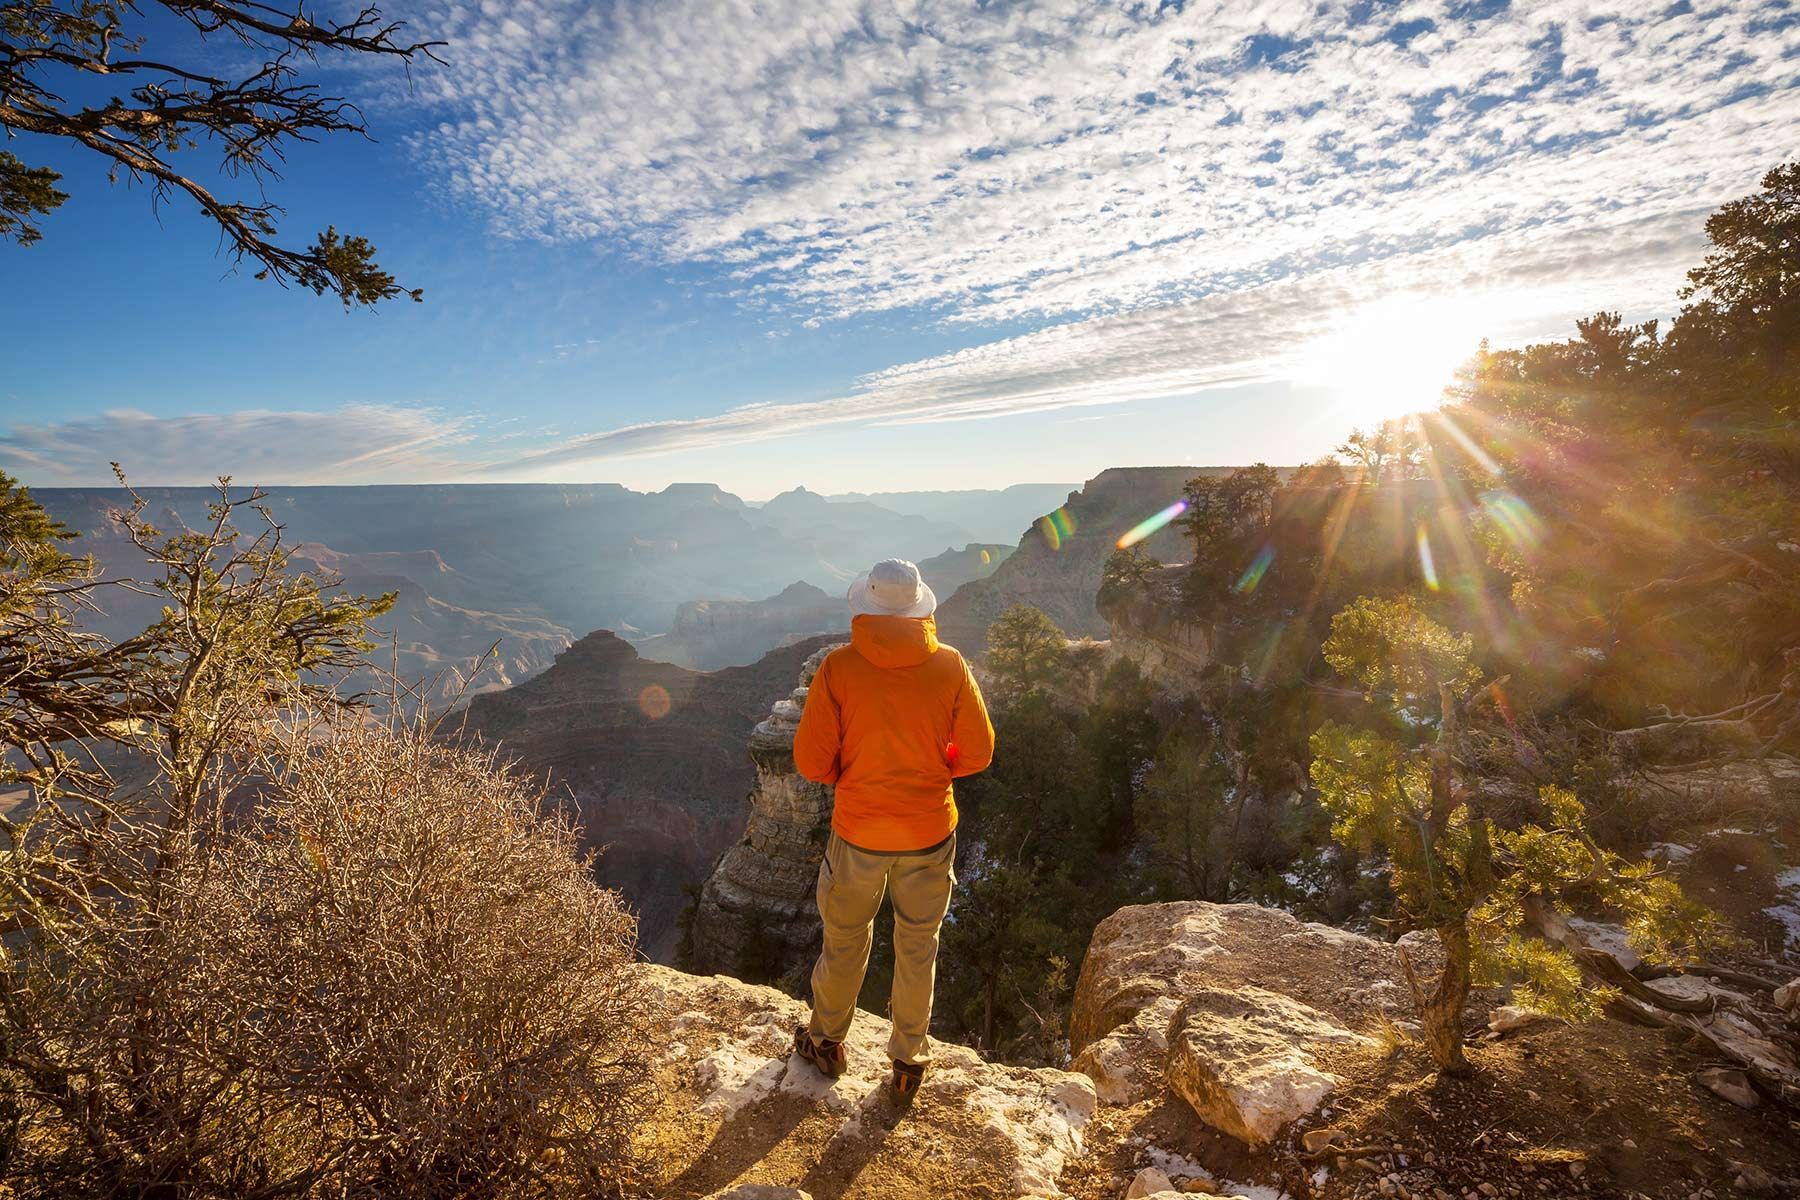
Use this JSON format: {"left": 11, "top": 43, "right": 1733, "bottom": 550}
{"left": 1764, "top": 866, "right": 1800, "bottom": 951}
{"left": 688, "top": 1009, "right": 873, "bottom": 1119}
{"left": 957, "top": 1071, "right": 1097, "bottom": 1196}
{"left": 1144, "top": 1146, "right": 1290, "bottom": 1199}
{"left": 1222, "top": 1184, "right": 1290, "bottom": 1200}
{"left": 1145, "top": 1144, "right": 1210, "bottom": 1179}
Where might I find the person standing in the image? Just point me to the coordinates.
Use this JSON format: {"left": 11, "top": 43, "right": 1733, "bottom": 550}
{"left": 790, "top": 558, "right": 995, "bottom": 1102}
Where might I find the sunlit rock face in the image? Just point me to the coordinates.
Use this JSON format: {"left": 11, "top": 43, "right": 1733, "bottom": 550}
{"left": 1096, "top": 559, "right": 1213, "bottom": 692}
{"left": 1164, "top": 984, "right": 1373, "bottom": 1146}
{"left": 1069, "top": 901, "right": 1436, "bottom": 1141}
{"left": 935, "top": 466, "right": 1201, "bottom": 655}
{"left": 685, "top": 643, "right": 845, "bottom": 987}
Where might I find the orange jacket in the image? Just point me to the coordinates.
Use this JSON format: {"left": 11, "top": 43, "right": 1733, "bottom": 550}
{"left": 794, "top": 614, "right": 995, "bottom": 852}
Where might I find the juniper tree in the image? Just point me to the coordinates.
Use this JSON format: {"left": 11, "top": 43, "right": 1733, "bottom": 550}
{"left": 0, "top": 1, "right": 441, "bottom": 304}
{"left": 984, "top": 603, "right": 1070, "bottom": 703}
{"left": 1309, "top": 595, "right": 1724, "bottom": 1073}
{"left": 0, "top": 470, "right": 143, "bottom": 800}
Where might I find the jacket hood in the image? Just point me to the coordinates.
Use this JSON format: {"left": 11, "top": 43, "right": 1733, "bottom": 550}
{"left": 850, "top": 614, "right": 939, "bottom": 669}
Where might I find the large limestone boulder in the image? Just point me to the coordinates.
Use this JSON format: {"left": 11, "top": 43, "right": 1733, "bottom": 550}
{"left": 1070, "top": 902, "right": 1435, "bottom": 1132}
{"left": 638, "top": 965, "right": 1096, "bottom": 1199}
{"left": 1163, "top": 985, "right": 1373, "bottom": 1145}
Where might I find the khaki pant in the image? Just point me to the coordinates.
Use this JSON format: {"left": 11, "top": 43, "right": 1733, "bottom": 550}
{"left": 807, "top": 830, "right": 956, "bottom": 1065}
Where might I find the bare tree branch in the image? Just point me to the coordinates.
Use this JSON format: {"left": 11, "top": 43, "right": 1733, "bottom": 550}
{"left": 1, "top": 1, "right": 442, "bottom": 304}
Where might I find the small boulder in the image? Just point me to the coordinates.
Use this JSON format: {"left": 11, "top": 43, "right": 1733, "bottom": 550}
{"left": 1730, "top": 1161, "right": 1777, "bottom": 1192}
{"left": 703, "top": 1188, "right": 813, "bottom": 1200}
{"left": 1697, "top": 1066, "right": 1759, "bottom": 1109}
{"left": 1487, "top": 1005, "right": 1553, "bottom": 1035}
{"left": 1774, "top": 978, "right": 1798, "bottom": 1014}
{"left": 1072, "top": 995, "right": 1180, "bottom": 1103}
{"left": 1127, "top": 1167, "right": 1175, "bottom": 1198}
{"left": 1164, "top": 985, "right": 1373, "bottom": 1145}
{"left": 1302, "top": 1126, "right": 1347, "bottom": 1153}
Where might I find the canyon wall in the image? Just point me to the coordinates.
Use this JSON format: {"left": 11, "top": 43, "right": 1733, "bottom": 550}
{"left": 934, "top": 466, "right": 1211, "bottom": 654}
{"left": 460, "top": 630, "right": 838, "bottom": 961}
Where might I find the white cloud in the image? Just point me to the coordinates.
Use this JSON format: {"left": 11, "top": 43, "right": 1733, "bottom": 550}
{"left": 487, "top": 201, "right": 1708, "bottom": 471}
{"left": 409, "top": 0, "right": 1796, "bottom": 328}
{"left": 0, "top": 406, "right": 477, "bottom": 487}
{"left": 387, "top": 0, "right": 1794, "bottom": 472}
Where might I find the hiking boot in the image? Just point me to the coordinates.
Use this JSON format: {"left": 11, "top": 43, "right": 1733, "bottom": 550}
{"left": 890, "top": 1058, "right": 926, "bottom": 1104}
{"left": 793, "top": 1025, "right": 847, "bottom": 1078}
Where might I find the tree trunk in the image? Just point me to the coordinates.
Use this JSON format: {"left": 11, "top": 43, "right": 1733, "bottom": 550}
{"left": 1402, "top": 926, "right": 1473, "bottom": 1075}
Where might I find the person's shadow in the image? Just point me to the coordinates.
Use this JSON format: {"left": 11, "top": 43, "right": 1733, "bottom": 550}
{"left": 794, "top": 1089, "right": 905, "bottom": 1199}
{"left": 659, "top": 1052, "right": 900, "bottom": 1199}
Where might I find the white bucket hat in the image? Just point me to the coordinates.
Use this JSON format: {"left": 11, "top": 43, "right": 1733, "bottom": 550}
{"left": 847, "top": 558, "right": 937, "bottom": 619}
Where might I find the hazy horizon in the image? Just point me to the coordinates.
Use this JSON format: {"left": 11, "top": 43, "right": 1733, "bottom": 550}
{"left": 24, "top": 470, "right": 1276, "bottom": 507}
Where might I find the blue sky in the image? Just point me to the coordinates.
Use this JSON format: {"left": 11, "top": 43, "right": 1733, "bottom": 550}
{"left": 2, "top": 0, "right": 1795, "bottom": 497}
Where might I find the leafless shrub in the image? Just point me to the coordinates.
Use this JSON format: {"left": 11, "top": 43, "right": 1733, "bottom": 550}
{"left": 199, "top": 710, "right": 660, "bottom": 1198}
{"left": 5, "top": 707, "right": 661, "bottom": 1199}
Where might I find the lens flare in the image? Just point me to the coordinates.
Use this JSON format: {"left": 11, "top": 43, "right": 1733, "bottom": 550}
{"left": 637, "top": 684, "right": 672, "bottom": 720}
{"left": 1429, "top": 410, "right": 1502, "bottom": 475}
{"left": 1253, "top": 620, "right": 1286, "bottom": 684}
{"left": 980, "top": 549, "right": 991, "bottom": 564}
{"left": 1037, "top": 506, "right": 1078, "bottom": 551}
{"left": 1234, "top": 544, "right": 1275, "bottom": 593}
{"left": 1417, "top": 524, "right": 1440, "bottom": 591}
{"left": 1479, "top": 489, "right": 1545, "bottom": 554}
{"left": 1117, "top": 499, "right": 1188, "bottom": 549}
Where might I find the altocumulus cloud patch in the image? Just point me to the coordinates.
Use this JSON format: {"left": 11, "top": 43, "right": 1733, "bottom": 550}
{"left": 408, "top": 0, "right": 1796, "bottom": 326}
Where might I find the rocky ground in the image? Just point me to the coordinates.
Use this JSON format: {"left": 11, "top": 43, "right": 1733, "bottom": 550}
{"left": 635, "top": 901, "right": 1800, "bottom": 1200}
{"left": 637, "top": 966, "right": 1097, "bottom": 1200}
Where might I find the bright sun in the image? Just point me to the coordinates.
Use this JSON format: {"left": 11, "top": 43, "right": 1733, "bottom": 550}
{"left": 1296, "top": 296, "right": 1498, "bottom": 430}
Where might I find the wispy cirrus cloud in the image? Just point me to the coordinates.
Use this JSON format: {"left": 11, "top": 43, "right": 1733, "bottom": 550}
{"left": 487, "top": 201, "right": 1709, "bottom": 472}
{"left": 0, "top": 406, "right": 477, "bottom": 487}
{"left": 412, "top": 0, "right": 1796, "bottom": 327}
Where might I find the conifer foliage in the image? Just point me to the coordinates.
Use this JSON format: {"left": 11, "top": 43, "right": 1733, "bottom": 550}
{"left": 0, "top": 2, "right": 440, "bottom": 304}
{"left": 1310, "top": 599, "right": 1727, "bottom": 1072}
